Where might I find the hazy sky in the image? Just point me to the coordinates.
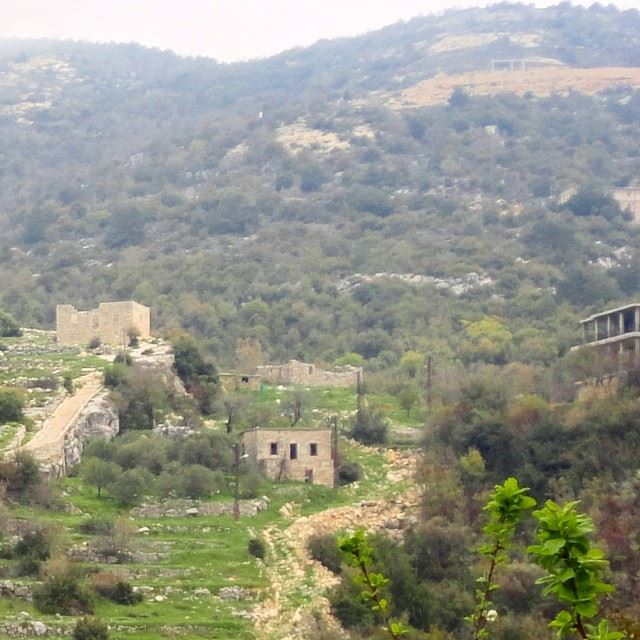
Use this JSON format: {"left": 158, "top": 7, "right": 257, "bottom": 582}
{"left": 2, "top": 1, "right": 639, "bottom": 62}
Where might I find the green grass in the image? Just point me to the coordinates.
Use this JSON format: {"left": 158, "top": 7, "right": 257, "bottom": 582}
{"left": 0, "top": 355, "right": 418, "bottom": 639}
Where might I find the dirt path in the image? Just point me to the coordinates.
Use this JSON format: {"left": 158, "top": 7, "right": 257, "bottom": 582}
{"left": 19, "top": 372, "right": 102, "bottom": 465}
{"left": 252, "top": 449, "right": 420, "bottom": 640}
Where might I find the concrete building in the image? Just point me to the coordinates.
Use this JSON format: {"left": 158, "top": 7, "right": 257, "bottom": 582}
{"left": 613, "top": 187, "right": 640, "bottom": 224}
{"left": 56, "top": 301, "right": 150, "bottom": 347}
{"left": 578, "top": 303, "right": 640, "bottom": 370}
{"left": 241, "top": 426, "right": 337, "bottom": 487}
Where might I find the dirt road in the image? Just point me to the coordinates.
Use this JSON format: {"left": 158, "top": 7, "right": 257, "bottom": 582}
{"left": 20, "top": 372, "right": 102, "bottom": 465}
{"left": 253, "top": 449, "right": 420, "bottom": 640}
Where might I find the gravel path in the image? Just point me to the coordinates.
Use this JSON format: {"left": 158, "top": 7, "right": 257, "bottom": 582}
{"left": 252, "top": 448, "right": 420, "bottom": 640}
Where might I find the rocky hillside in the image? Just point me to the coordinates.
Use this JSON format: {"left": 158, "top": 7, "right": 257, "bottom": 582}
{"left": 1, "top": 3, "right": 640, "bottom": 368}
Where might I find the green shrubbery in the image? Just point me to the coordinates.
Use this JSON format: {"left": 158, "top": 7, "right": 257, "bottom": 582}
{"left": 73, "top": 617, "right": 110, "bottom": 640}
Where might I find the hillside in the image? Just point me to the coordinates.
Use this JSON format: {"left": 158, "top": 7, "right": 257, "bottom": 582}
{"left": 0, "top": 2, "right": 640, "bottom": 372}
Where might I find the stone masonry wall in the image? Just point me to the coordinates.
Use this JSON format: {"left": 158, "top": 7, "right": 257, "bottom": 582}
{"left": 243, "top": 427, "right": 335, "bottom": 487}
{"left": 255, "top": 359, "right": 361, "bottom": 388}
{"left": 56, "top": 301, "right": 150, "bottom": 346}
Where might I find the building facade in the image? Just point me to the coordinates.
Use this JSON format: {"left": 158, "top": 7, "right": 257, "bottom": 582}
{"left": 255, "top": 359, "right": 362, "bottom": 388}
{"left": 56, "top": 301, "right": 151, "bottom": 346}
{"left": 241, "top": 426, "right": 336, "bottom": 487}
{"left": 613, "top": 187, "right": 640, "bottom": 224}
{"left": 578, "top": 303, "right": 640, "bottom": 370}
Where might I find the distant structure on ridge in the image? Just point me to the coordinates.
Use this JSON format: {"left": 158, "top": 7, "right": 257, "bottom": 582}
{"left": 56, "top": 301, "right": 150, "bottom": 346}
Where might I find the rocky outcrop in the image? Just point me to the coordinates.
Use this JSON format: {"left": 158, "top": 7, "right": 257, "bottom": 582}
{"left": 43, "top": 393, "right": 119, "bottom": 478}
{"left": 63, "top": 393, "right": 119, "bottom": 467}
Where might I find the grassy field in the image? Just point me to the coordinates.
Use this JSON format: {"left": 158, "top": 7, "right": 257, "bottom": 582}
{"left": 0, "top": 333, "right": 423, "bottom": 639}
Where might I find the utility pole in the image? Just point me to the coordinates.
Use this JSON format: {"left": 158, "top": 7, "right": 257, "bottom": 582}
{"left": 425, "top": 356, "right": 433, "bottom": 410}
{"left": 356, "top": 371, "right": 364, "bottom": 424}
{"left": 233, "top": 444, "right": 248, "bottom": 521}
{"left": 233, "top": 443, "right": 240, "bottom": 521}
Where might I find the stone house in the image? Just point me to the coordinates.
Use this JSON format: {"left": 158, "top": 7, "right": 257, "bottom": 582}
{"left": 241, "top": 426, "right": 337, "bottom": 487}
{"left": 219, "top": 372, "right": 262, "bottom": 392}
{"left": 255, "top": 359, "right": 362, "bottom": 388}
{"left": 56, "top": 301, "right": 150, "bottom": 347}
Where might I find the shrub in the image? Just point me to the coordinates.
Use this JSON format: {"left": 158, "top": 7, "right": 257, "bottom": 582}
{"left": 350, "top": 410, "right": 388, "bottom": 445}
{"left": 0, "top": 310, "right": 21, "bottom": 337}
{"left": 103, "top": 364, "right": 128, "bottom": 389}
{"left": 34, "top": 572, "right": 94, "bottom": 615}
{"left": 87, "top": 337, "right": 101, "bottom": 350}
{"left": 90, "top": 573, "right": 142, "bottom": 605}
{"left": 308, "top": 534, "right": 342, "bottom": 574}
{"left": 77, "top": 516, "right": 115, "bottom": 536}
{"left": 14, "top": 530, "right": 50, "bottom": 561}
{"left": 248, "top": 537, "right": 266, "bottom": 560}
{"left": 113, "top": 351, "right": 132, "bottom": 366}
{"left": 63, "top": 374, "right": 74, "bottom": 394}
{"left": 240, "top": 468, "right": 264, "bottom": 498}
{"left": 15, "top": 555, "right": 42, "bottom": 577}
{"left": 0, "top": 387, "right": 25, "bottom": 423}
{"left": 0, "top": 452, "right": 40, "bottom": 498}
{"left": 108, "top": 469, "right": 150, "bottom": 507}
{"left": 337, "top": 461, "right": 362, "bottom": 486}
{"left": 73, "top": 617, "right": 109, "bottom": 640}
{"left": 174, "top": 465, "right": 221, "bottom": 498}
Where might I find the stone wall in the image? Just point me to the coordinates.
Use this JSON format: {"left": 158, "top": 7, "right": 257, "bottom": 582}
{"left": 255, "top": 359, "right": 361, "bottom": 388}
{"left": 56, "top": 301, "right": 150, "bottom": 346}
{"left": 42, "top": 393, "right": 119, "bottom": 478}
{"left": 242, "top": 427, "right": 336, "bottom": 487}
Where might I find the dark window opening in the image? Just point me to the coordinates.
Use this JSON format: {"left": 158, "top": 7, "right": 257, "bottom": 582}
{"left": 624, "top": 309, "right": 636, "bottom": 334}
{"left": 310, "top": 443, "right": 318, "bottom": 456}
{"left": 290, "top": 443, "right": 298, "bottom": 460}
{"left": 270, "top": 442, "right": 278, "bottom": 455}
{"left": 241, "top": 376, "right": 249, "bottom": 383}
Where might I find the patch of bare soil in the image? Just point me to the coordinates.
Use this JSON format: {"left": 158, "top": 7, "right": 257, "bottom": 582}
{"left": 396, "top": 66, "right": 640, "bottom": 107}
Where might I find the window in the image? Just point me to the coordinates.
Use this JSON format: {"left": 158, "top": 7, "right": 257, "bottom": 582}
{"left": 270, "top": 442, "right": 278, "bottom": 455}
{"left": 241, "top": 376, "right": 249, "bottom": 383}
{"left": 310, "top": 443, "right": 318, "bottom": 456}
{"left": 290, "top": 443, "right": 298, "bottom": 460}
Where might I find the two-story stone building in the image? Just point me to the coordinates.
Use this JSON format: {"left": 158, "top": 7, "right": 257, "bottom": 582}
{"left": 241, "top": 426, "right": 337, "bottom": 487}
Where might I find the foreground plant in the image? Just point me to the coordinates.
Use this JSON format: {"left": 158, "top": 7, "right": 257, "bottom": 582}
{"left": 467, "top": 477, "right": 536, "bottom": 640}
{"left": 338, "top": 529, "right": 407, "bottom": 639}
{"left": 528, "top": 500, "right": 624, "bottom": 640}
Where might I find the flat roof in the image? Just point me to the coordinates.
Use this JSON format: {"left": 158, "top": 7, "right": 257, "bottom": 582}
{"left": 580, "top": 303, "right": 640, "bottom": 324}
{"left": 241, "top": 426, "right": 332, "bottom": 434}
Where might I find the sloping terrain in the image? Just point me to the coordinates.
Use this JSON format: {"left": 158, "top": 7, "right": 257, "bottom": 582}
{"left": 397, "top": 65, "right": 640, "bottom": 106}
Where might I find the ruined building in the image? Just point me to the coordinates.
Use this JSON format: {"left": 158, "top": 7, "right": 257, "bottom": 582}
{"left": 613, "top": 187, "right": 640, "bottom": 224}
{"left": 241, "top": 426, "right": 337, "bottom": 487}
{"left": 255, "top": 359, "right": 362, "bottom": 388}
{"left": 56, "top": 301, "right": 151, "bottom": 347}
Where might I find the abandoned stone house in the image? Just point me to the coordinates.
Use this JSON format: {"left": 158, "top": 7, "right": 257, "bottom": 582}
{"left": 219, "top": 372, "right": 262, "bottom": 392}
{"left": 255, "top": 359, "right": 362, "bottom": 388}
{"left": 241, "top": 426, "right": 337, "bottom": 487}
{"left": 56, "top": 301, "right": 151, "bottom": 347}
